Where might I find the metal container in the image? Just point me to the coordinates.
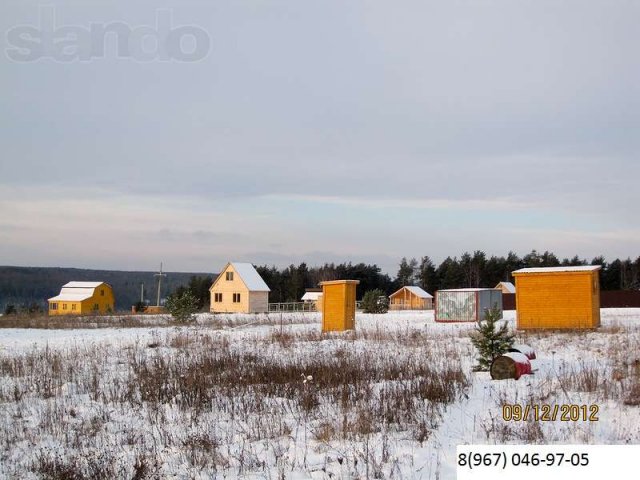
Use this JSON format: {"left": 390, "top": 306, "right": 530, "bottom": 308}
{"left": 434, "top": 288, "right": 503, "bottom": 322}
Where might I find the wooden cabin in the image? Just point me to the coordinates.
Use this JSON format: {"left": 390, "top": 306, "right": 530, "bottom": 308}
{"left": 301, "top": 289, "right": 323, "bottom": 312}
{"left": 389, "top": 286, "right": 433, "bottom": 310}
{"left": 209, "top": 262, "right": 270, "bottom": 313}
{"left": 512, "top": 266, "right": 601, "bottom": 329}
{"left": 319, "top": 280, "right": 359, "bottom": 332}
{"left": 48, "top": 282, "right": 115, "bottom": 315}
{"left": 495, "top": 281, "right": 516, "bottom": 294}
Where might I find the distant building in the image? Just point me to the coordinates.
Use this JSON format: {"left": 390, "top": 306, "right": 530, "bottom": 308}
{"left": 495, "top": 281, "right": 516, "bottom": 294}
{"left": 48, "top": 282, "right": 115, "bottom": 315}
{"left": 301, "top": 289, "right": 323, "bottom": 311}
{"left": 389, "top": 286, "right": 433, "bottom": 310}
{"left": 209, "top": 262, "right": 270, "bottom": 313}
{"left": 301, "top": 289, "right": 322, "bottom": 302}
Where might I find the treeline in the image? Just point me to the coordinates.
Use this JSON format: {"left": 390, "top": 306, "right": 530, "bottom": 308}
{"left": 396, "top": 251, "right": 640, "bottom": 294}
{"left": 256, "top": 263, "right": 395, "bottom": 303}
{"left": 253, "top": 250, "right": 640, "bottom": 303}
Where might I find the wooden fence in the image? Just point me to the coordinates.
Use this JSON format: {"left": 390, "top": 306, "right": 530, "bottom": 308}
{"left": 268, "top": 301, "right": 363, "bottom": 313}
{"left": 268, "top": 302, "right": 317, "bottom": 312}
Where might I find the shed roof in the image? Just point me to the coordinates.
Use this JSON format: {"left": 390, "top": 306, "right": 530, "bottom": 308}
{"left": 495, "top": 281, "right": 516, "bottom": 293}
{"left": 390, "top": 286, "right": 433, "bottom": 299}
{"left": 229, "top": 262, "right": 270, "bottom": 291}
{"left": 63, "top": 281, "right": 105, "bottom": 288}
{"left": 513, "top": 266, "right": 601, "bottom": 275}
{"left": 48, "top": 293, "right": 94, "bottom": 302}
{"left": 318, "top": 280, "right": 360, "bottom": 286}
{"left": 48, "top": 281, "right": 108, "bottom": 302}
{"left": 301, "top": 291, "right": 322, "bottom": 301}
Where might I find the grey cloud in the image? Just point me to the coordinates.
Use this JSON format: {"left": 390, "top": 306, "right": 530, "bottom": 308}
{"left": 0, "top": 0, "right": 637, "bottom": 270}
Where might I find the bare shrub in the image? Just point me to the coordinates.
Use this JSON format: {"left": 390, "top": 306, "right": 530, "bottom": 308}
{"left": 624, "top": 381, "right": 640, "bottom": 406}
{"left": 34, "top": 449, "right": 120, "bottom": 480}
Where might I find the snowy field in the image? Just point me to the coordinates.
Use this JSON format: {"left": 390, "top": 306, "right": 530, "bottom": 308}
{"left": 1, "top": 309, "right": 639, "bottom": 479}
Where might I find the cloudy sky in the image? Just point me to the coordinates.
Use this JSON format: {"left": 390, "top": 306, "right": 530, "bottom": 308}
{"left": 1, "top": 0, "right": 638, "bottom": 274}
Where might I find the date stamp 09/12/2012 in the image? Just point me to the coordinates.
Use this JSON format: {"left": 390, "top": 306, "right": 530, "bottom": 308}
{"left": 501, "top": 403, "right": 600, "bottom": 422}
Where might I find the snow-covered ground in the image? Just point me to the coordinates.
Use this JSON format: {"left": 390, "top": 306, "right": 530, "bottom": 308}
{"left": 1, "top": 309, "right": 639, "bottom": 479}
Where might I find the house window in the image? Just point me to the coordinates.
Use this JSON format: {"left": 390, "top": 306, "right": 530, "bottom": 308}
{"left": 50, "top": 303, "right": 58, "bottom": 310}
{"left": 214, "top": 293, "right": 222, "bottom": 302}
{"left": 233, "top": 293, "right": 241, "bottom": 303}
{"left": 101, "top": 289, "right": 105, "bottom": 296}
{"left": 72, "top": 304, "right": 76, "bottom": 311}
{"left": 62, "top": 303, "right": 67, "bottom": 310}
{"left": 226, "top": 271, "right": 234, "bottom": 281}
{"left": 94, "top": 303, "right": 99, "bottom": 310}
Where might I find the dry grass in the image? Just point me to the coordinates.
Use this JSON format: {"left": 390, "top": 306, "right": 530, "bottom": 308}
{"left": 0, "top": 313, "right": 160, "bottom": 329}
{"left": 0, "top": 325, "right": 469, "bottom": 477}
{"left": 0, "top": 311, "right": 321, "bottom": 330}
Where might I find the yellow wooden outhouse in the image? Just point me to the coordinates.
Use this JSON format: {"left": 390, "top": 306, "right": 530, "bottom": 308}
{"left": 319, "top": 280, "right": 359, "bottom": 332}
{"left": 512, "top": 266, "right": 601, "bottom": 329}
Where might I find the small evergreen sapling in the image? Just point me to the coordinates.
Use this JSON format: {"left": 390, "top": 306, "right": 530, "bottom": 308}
{"left": 470, "top": 306, "right": 514, "bottom": 372}
{"left": 361, "top": 289, "right": 389, "bottom": 314}
{"left": 165, "top": 290, "right": 199, "bottom": 322}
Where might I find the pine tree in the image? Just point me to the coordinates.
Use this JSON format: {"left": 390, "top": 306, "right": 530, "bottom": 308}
{"left": 166, "top": 290, "right": 199, "bottom": 322}
{"left": 397, "top": 257, "right": 416, "bottom": 286}
{"left": 470, "top": 307, "right": 514, "bottom": 372}
{"left": 361, "top": 289, "right": 389, "bottom": 314}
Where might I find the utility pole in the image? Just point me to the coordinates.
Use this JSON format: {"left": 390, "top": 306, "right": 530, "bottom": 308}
{"left": 154, "top": 263, "right": 166, "bottom": 307}
{"left": 140, "top": 283, "right": 144, "bottom": 303}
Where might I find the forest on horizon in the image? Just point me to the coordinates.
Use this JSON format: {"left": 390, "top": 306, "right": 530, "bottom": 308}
{"left": 1, "top": 250, "right": 638, "bottom": 312}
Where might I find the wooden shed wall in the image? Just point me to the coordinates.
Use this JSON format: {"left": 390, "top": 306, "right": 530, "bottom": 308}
{"left": 389, "top": 289, "right": 432, "bottom": 310}
{"left": 514, "top": 271, "right": 600, "bottom": 329}
{"left": 321, "top": 282, "right": 357, "bottom": 332}
{"left": 249, "top": 291, "right": 269, "bottom": 313}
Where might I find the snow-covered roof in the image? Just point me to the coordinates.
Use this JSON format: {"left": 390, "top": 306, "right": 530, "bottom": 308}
{"left": 495, "top": 281, "right": 516, "bottom": 293}
{"left": 301, "top": 291, "right": 322, "bottom": 301}
{"left": 230, "top": 262, "right": 270, "bottom": 291}
{"left": 513, "top": 266, "right": 601, "bottom": 274}
{"left": 48, "top": 281, "right": 108, "bottom": 302}
{"left": 390, "top": 286, "right": 433, "bottom": 299}
{"left": 62, "top": 281, "right": 104, "bottom": 288}
{"left": 405, "top": 286, "right": 433, "bottom": 298}
{"left": 48, "top": 293, "right": 94, "bottom": 302}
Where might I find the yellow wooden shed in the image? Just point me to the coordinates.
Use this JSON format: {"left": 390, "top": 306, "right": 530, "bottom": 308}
{"left": 319, "top": 280, "right": 359, "bottom": 332}
{"left": 512, "top": 266, "right": 601, "bottom": 329}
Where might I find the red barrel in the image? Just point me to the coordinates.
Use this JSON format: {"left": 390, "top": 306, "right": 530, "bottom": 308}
{"left": 490, "top": 352, "right": 532, "bottom": 380}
